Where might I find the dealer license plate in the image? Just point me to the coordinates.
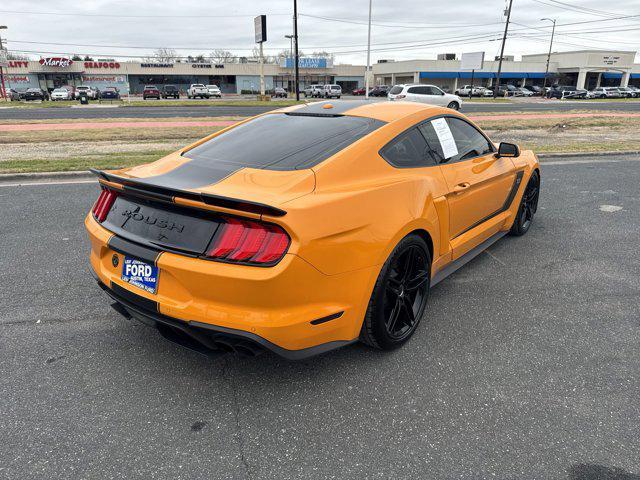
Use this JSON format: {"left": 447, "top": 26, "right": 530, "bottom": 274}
{"left": 121, "top": 256, "right": 159, "bottom": 294}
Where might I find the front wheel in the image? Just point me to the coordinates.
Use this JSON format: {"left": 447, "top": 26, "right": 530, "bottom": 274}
{"left": 447, "top": 101, "right": 460, "bottom": 110}
{"left": 510, "top": 170, "right": 540, "bottom": 236}
{"left": 360, "top": 234, "right": 431, "bottom": 350}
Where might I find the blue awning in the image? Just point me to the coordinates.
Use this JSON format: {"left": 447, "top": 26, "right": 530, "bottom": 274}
{"left": 458, "top": 71, "right": 494, "bottom": 79}
{"left": 526, "top": 73, "right": 547, "bottom": 79}
{"left": 419, "top": 71, "right": 458, "bottom": 79}
{"left": 631, "top": 73, "right": 640, "bottom": 79}
{"left": 602, "top": 73, "right": 623, "bottom": 79}
{"left": 500, "top": 72, "right": 527, "bottom": 79}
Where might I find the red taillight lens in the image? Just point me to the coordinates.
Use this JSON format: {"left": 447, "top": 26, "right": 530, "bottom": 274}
{"left": 92, "top": 188, "right": 118, "bottom": 223}
{"left": 207, "top": 217, "right": 290, "bottom": 265}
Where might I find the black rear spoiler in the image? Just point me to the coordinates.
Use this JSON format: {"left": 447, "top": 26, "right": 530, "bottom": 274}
{"left": 89, "top": 169, "right": 287, "bottom": 217}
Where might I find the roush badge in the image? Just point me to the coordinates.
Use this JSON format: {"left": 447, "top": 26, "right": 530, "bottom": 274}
{"left": 39, "top": 57, "right": 73, "bottom": 68}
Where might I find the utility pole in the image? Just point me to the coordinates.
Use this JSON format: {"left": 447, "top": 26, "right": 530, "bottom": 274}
{"left": 285, "top": 34, "right": 294, "bottom": 93}
{"left": 541, "top": 18, "right": 556, "bottom": 92}
{"left": 0, "top": 26, "right": 7, "bottom": 102}
{"left": 493, "top": 0, "right": 513, "bottom": 98}
{"left": 365, "top": 0, "right": 373, "bottom": 100}
{"left": 293, "top": 0, "right": 300, "bottom": 100}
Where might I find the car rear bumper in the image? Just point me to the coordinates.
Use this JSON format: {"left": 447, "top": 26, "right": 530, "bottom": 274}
{"left": 86, "top": 214, "right": 374, "bottom": 357}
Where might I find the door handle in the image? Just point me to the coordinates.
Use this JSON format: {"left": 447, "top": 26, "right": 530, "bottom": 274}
{"left": 453, "top": 182, "right": 471, "bottom": 193}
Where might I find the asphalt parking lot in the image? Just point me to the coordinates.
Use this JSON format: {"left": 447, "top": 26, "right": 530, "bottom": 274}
{"left": 1, "top": 155, "right": 639, "bottom": 479}
{"left": 1, "top": 98, "right": 639, "bottom": 120}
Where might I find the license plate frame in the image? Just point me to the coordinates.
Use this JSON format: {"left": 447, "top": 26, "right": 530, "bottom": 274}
{"left": 121, "top": 256, "right": 159, "bottom": 294}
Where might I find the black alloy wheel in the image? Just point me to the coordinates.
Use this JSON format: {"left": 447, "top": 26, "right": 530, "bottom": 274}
{"left": 510, "top": 170, "right": 540, "bottom": 236}
{"left": 447, "top": 101, "right": 460, "bottom": 110}
{"left": 360, "top": 234, "right": 431, "bottom": 350}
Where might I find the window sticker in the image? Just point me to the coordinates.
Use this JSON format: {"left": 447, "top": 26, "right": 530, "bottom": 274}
{"left": 430, "top": 118, "right": 458, "bottom": 159}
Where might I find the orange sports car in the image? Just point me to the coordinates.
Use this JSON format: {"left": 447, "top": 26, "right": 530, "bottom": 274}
{"left": 86, "top": 100, "right": 540, "bottom": 359}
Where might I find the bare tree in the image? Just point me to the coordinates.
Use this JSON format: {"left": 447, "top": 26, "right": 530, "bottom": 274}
{"left": 186, "top": 54, "right": 207, "bottom": 63}
{"left": 209, "top": 49, "right": 234, "bottom": 64}
{"left": 7, "top": 52, "right": 30, "bottom": 60}
{"left": 143, "top": 48, "right": 177, "bottom": 63}
{"left": 310, "top": 51, "right": 335, "bottom": 62}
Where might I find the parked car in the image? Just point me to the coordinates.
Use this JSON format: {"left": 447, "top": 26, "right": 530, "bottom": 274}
{"left": 547, "top": 85, "right": 587, "bottom": 99}
{"left": 7, "top": 88, "right": 21, "bottom": 101}
{"left": 388, "top": 84, "right": 462, "bottom": 110}
{"left": 352, "top": 87, "right": 366, "bottom": 95}
{"left": 616, "top": 86, "right": 636, "bottom": 98}
{"left": 24, "top": 88, "right": 49, "bottom": 101}
{"left": 86, "top": 100, "right": 540, "bottom": 358}
{"left": 527, "top": 85, "right": 544, "bottom": 96}
{"left": 51, "top": 88, "right": 74, "bottom": 101}
{"left": 273, "top": 87, "right": 287, "bottom": 98}
{"left": 188, "top": 84, "right": 210, "bottom": 99}
{"left": 74, "top": 85, "right": 99, "bottom": 99}
{"left": 161, "top": 85, "right": 180, "bottom": 99}
{"left": 303, "top": 84, "right": 324, "bottom": 98}
{"left": 589, "top": 86, "right": 621, "bottom": 99}
{"left": 323, "top": 84, "right": 342, "bottom": 98}
{"left": 478, "top": 87, "right": 494, "bottom": 97}
{"left": 454, "top": 85, "right": 483, "bottom": 97}
{"left": 100, "top": 87, "right": 120, "bottom": 100}
{"left": 627, "top": 86, "right": 640, "bottom": 97}
{"left": 143, "top": 85, "right": 161, "bottom": 100}
{"left": 369, "top": 85, "right": 390, "bottom": 97}
{"left": 207, "top": 85, "right": 222, "bottom": 98}
{"left": 518, "top": 87, "right": 535, "bottom": 97}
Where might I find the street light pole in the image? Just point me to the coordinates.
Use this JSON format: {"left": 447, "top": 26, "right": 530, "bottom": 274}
{"left": 365, "top": 0, "right": 373, "bottom": 100}
{"left": 493, "top": 0, "right": 513, "bottom": 98}
{"left": 541, "top": 18, "right": 556, "bottom": 93}
{"left": 0, "top": 26, "right": 8, "bottom": 102}
{"left": 285, "top": 34, "right": 294, "bottom": 93}
{"left": 293, "top": 0, "right": 300, "bottom": 101}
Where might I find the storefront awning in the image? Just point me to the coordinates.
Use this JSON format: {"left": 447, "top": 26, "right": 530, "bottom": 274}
{"left": 419, "top": 71, "right": 544, "bottom": 79}
{"left": 602, "top": 73, "right": 623, "bottom": 79}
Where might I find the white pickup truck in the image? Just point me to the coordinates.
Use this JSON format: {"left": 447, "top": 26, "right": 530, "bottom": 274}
{"left": 454, "top": 85, "right": 484, "bottom": 97}
{"left": 187, "top": 84, "right": 210, "bottom": 99}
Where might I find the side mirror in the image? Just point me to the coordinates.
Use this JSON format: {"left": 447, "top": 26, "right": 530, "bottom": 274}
{"left": 496, "top": 142, "right": 520, "bottom": 158}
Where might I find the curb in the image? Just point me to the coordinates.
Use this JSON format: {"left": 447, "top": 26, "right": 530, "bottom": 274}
{"left": 538, "top": 151, "right": 640, "bottom": 159}
{"left": 2, "top": 150, "right": 639, "bottom": 184}
{"left": 0, "top": 170, "right": 95, "bottom": 183}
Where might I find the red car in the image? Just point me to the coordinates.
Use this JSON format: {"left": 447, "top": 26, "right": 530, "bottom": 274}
{"left": 142, "top": 85, "right": 161, "bottom": 100}
{"left": 352, "top": 87, "right": 366, "bottom": 95}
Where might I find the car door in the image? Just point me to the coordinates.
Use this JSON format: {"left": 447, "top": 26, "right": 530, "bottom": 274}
{"left": 423, "top": 86, "right": 448, "bottom": 106}
{"left": 419, "top": 116, "right": 518, "bottom": 258}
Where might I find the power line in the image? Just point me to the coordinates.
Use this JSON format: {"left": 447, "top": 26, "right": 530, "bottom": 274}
{"left": 299, "top": 13, "right": 503, "bottom": 29}
{"left": 0, "top": 9, "right": 290, "bottom": 18}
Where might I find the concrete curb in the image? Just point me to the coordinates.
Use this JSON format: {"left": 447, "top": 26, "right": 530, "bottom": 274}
{"left": 2, "top": 150, "right": 639, "bottom": 184}
{"left": 0, "top": 170, "right": 95, "bottom": 183}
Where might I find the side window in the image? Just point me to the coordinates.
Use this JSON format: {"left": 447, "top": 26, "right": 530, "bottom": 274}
{"left": 419, "top": 117, "right": 494, "bottom": 164}
{"left": 425, "top": 86, "right": 443, "bottom": 95}
{"left": 445, "top": 117, "right": 494, "bottom": 162}
{"left": 407, "top": 86, "right": 421, "bottom": 94}
{"left": 380, "top": 127, "right": 436, "bottom": 168}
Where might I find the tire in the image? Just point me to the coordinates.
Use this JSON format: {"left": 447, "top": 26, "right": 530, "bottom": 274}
{"left": 337, "top": 95, "right": 341, "bottom": 99}
{"left": 510, "top": 170, "right": 540, "bottom": 236}
{"left": 447, "top": 101, "right": 460, "bottom": 110}
{"left": 360, "top": 234, "right": 431, "bottom": 350}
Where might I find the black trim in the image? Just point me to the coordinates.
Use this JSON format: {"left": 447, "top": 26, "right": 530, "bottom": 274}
{"left": 108, "top": 234, "right": 162, "bottom": 266}
{"left": 90, "top": 169, "right": 287, "bottom": 217}
{"left": 98, "top": 280, "right": 354, "bottom": 360}
{"left": 451, "top": 170, "right": 524, "bottom": 240}
{"left": 310, "top": 311, "right": 344, "bottom": 325}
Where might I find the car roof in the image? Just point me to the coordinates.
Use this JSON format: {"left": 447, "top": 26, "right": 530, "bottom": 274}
{"left": 278, "top": 100, "right": 454, "bottom": 123}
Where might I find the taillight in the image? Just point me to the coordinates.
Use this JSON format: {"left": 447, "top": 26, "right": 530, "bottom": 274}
{"left": 92, "top": 188, "right": 117, "bottom": 223}
{"left": 206, "top": 217, "right": 290, "bottom": 265}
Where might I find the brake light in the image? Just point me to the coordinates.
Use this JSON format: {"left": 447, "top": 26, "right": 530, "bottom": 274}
{"left": 92, "top": 188, "right": 118, "bottom": 223}
{"left": 207, "top": 217, "right": 290, "bottom": 265}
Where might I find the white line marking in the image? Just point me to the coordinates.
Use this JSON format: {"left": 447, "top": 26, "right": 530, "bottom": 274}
{"left": 0, "top": 179, "right": 96, "bottom": 188}
{"left": 484, "top": 249, "right": 506, "bottom": 266}
{"left": 599, "top": 205, "right": 623, "bottom": 212}
{"left": 541, "top": 157, "right": 640, "bottom": 166}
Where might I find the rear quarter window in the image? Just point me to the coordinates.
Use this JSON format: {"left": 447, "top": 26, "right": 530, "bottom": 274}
{"left": 389, "top": 86, "right": 404, "bottom": 95}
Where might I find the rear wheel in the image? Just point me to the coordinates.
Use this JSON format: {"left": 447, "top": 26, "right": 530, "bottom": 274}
{"left": 447, "top": 101, "right": 460, "bottom": 110}
{"left": 510, "top": 170, "right": 540, "bottom": 236}
{"left": 360, "top": 234, "right": 431, "bottom": 350}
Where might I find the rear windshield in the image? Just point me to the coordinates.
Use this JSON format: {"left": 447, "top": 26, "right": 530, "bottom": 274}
{"left": 389, "top": 86, "right": 404, "bottom": 94}
{"left": 183, "top": 113, "right": 385, "bottom": 171}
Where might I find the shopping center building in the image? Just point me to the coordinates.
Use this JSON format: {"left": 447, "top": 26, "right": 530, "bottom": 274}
{"left": 372, "top": 50, "right": 640, "bottom": 93}
{"left": 3, "top": 57, "right": 365, "bottom": 95}
{"left": 3, "top": 49, "right": 638, "bottom": 95}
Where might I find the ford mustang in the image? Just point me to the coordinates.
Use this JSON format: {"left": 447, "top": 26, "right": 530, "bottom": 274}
{"left": 86, "top": 100, "right": 540, "bottom": 359}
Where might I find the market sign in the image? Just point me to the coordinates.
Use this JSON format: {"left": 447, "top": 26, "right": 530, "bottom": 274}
{"left": 39, "top": 57, "right": 73, "bottom": 68}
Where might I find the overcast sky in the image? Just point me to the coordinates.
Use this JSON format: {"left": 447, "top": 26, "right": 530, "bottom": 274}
{"left": 2, "top": 0, "right": 639, "bottom": 64}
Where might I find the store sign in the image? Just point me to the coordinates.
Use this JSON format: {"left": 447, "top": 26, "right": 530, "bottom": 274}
{"left": 39, "top": 57, "right": 73, "bottom": 68}
{"left": 85, "top": 61, "right": 121, "bottom": 69}
{"left": 6, "top": 75, "right": 31, "bottom": 83}
{"left": 192, "top": 63, "right": 212, "bottom": 69}
{"left": 254, "top": 15, "right": 267, "bottom": 43}
{"left": 140, "top": 63, "right": 174, "bottom": 68}
{"left": 282, "top": 57, "right": 328, "bottom": 69}
{"left": 82, "top": 75, "right": 126, "bottom": 83}
{"left": 602, "top": 56, "right": 620, "bottom": 66}
{"left": 8, "top": 60, "right": 29, "bottom": 68}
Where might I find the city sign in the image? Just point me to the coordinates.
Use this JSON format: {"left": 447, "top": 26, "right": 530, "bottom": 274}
{"left": 39, "top": 57, "right": 73, "bottom": 68}
{"left": 254, "top": 15, "right": 267, "bottom": 43}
